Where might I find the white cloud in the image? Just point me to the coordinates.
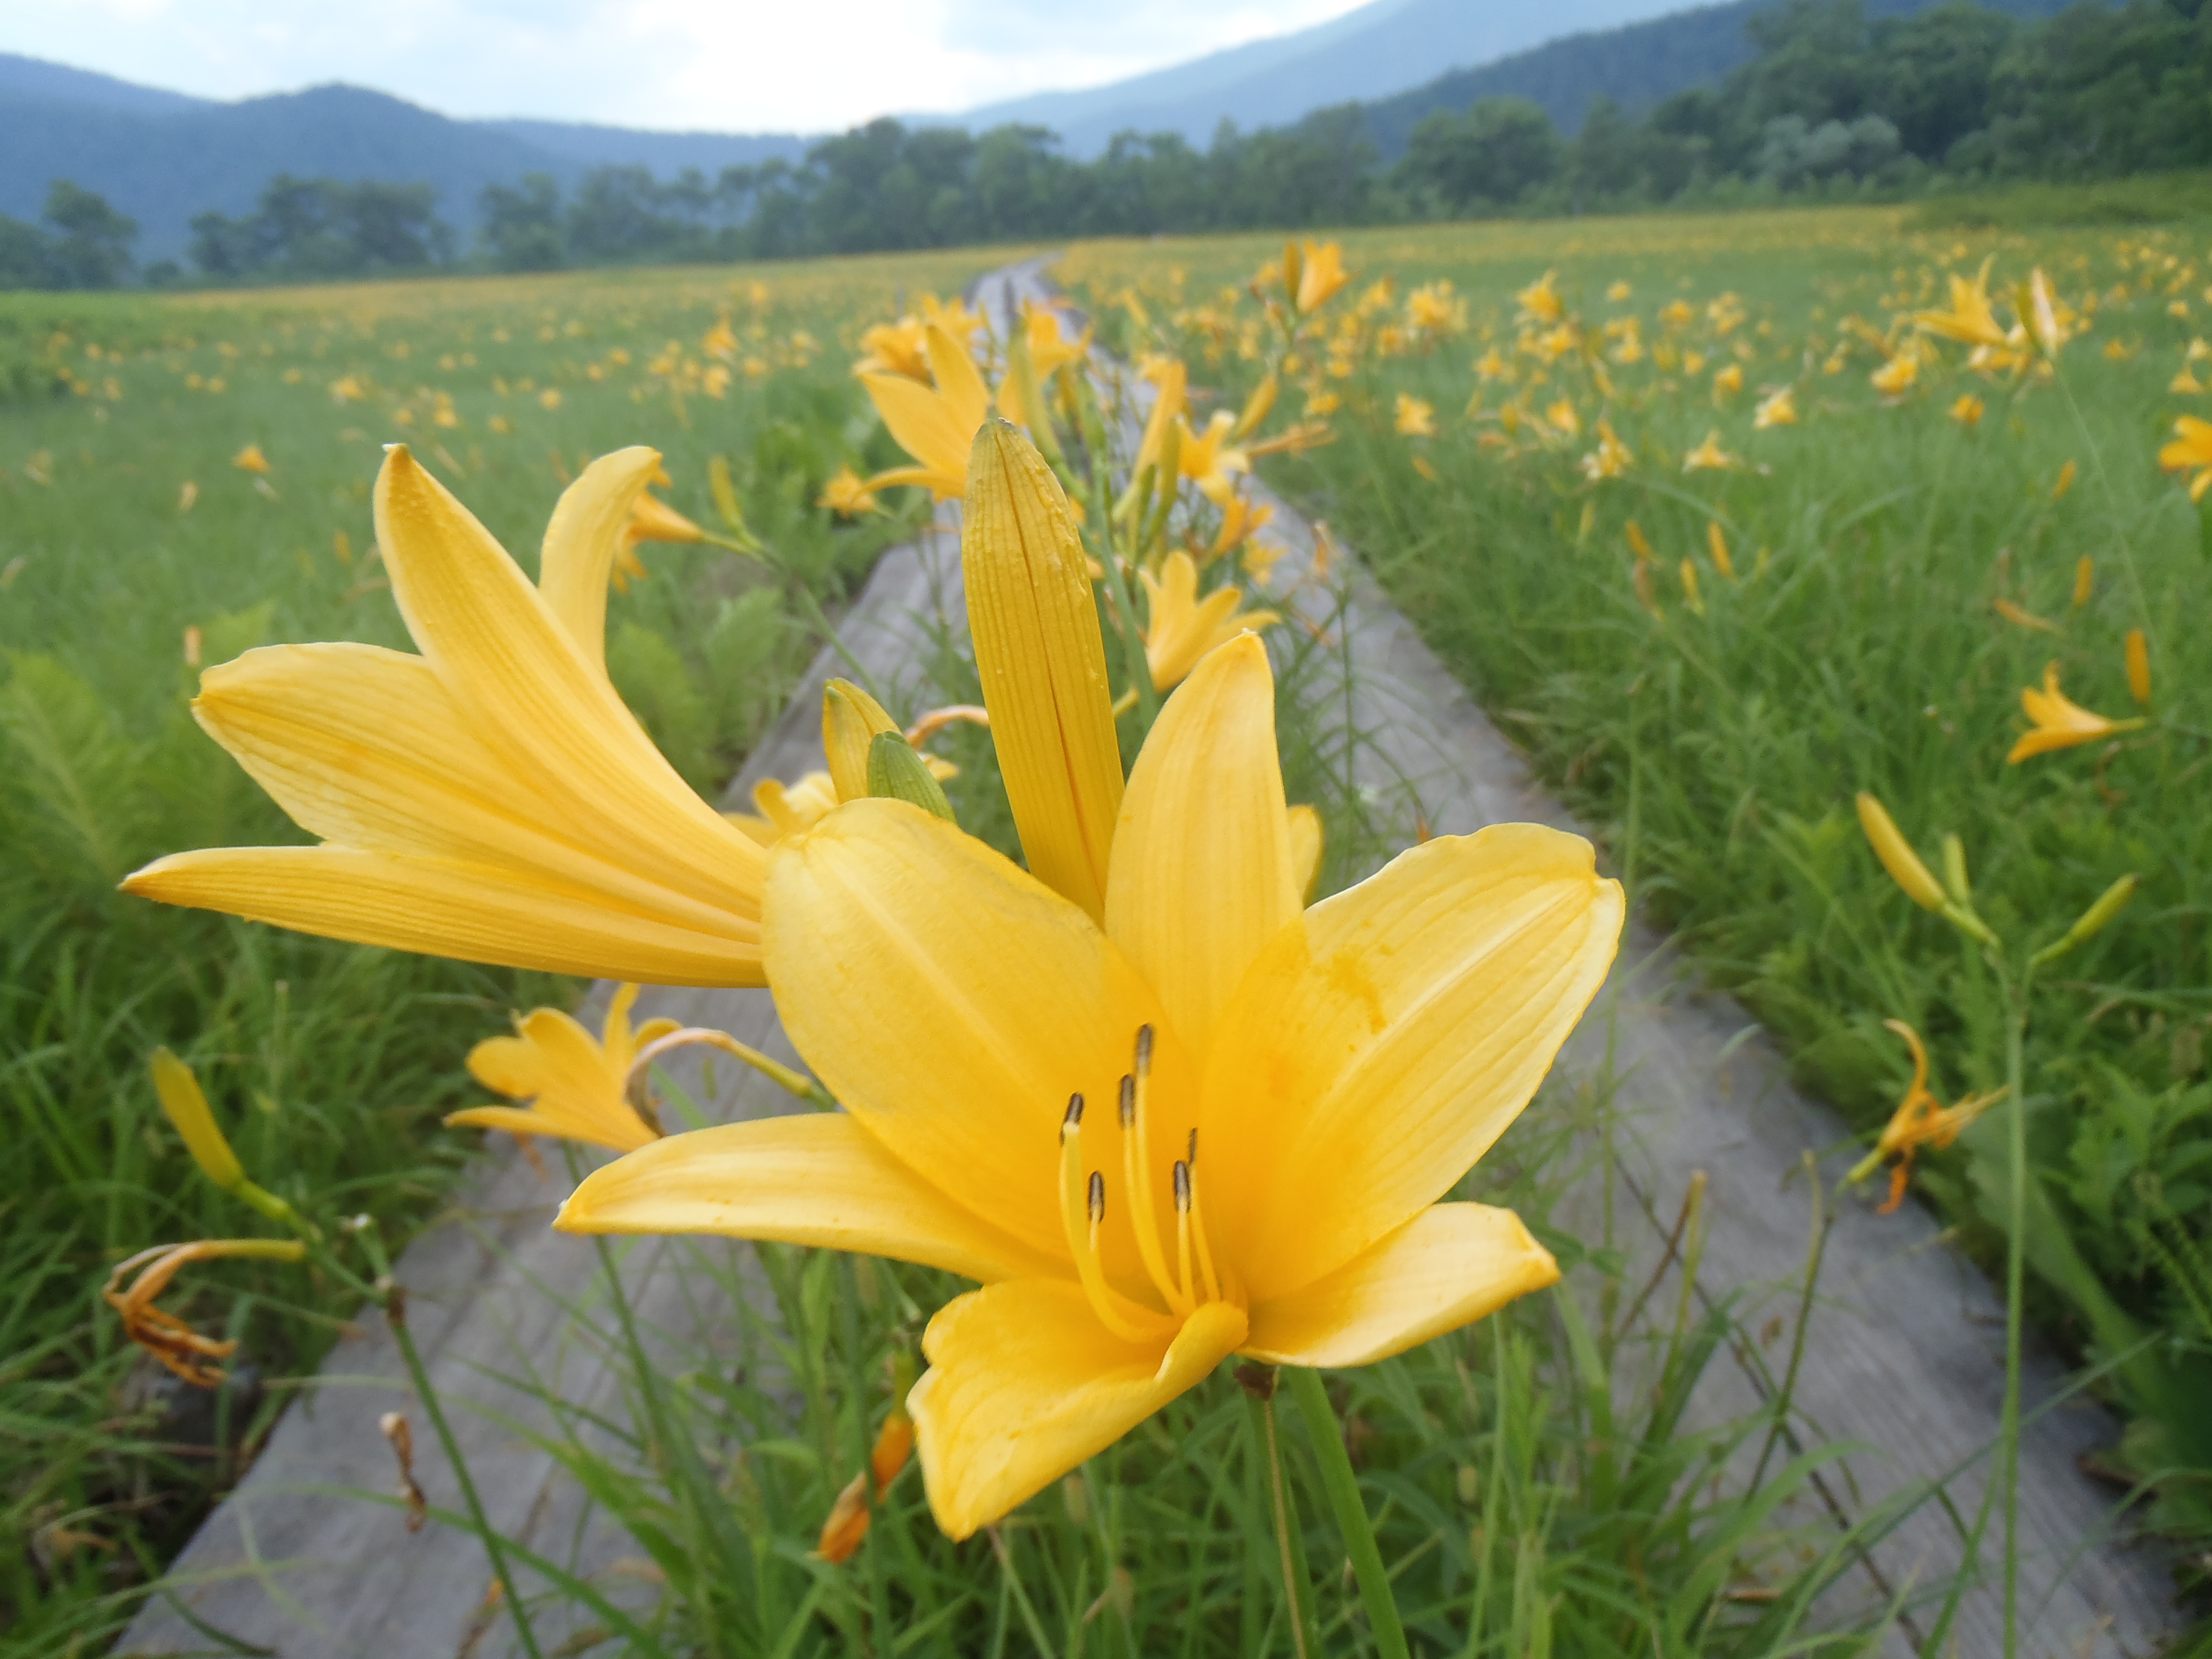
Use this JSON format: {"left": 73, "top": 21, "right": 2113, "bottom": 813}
{"left": 3, "top": 0, "right": 1375, "bottom": 132}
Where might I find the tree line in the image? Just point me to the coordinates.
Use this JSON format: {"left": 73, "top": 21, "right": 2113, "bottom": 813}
{"left": 5, "top": 0, "right": 2209, "bottom": 291}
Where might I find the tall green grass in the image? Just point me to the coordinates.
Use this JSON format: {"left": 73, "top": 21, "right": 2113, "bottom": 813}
{"left": 1064, "top": 207, "right": 2212, "bottom": 1597}
{"left": 0, "top": 253, "right": 990, "bottom": 1639}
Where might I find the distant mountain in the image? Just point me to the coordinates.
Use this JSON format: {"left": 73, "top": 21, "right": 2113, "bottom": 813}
{"left": 1358, "top": 0, "right": 2078, "bottom": 148}
{"left": 947, "top": 0, "right": 1688, "bottom": 155}
{"left": 0, "top": 52, "right": 210, "bottom": 116}
{"left": 0, "top": 54, "right": 811, "bottom": 259}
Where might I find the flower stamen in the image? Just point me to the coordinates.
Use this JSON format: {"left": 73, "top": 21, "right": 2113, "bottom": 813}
{"left": 1119, "top": 1026, "right": 1192, "bottom": 1314}
{"left": 1058, "top": 1094, "right": 1174, "bottom": 1342}
{"left": 1185, "top": 1127, "right": 1225, "bottom": 1304}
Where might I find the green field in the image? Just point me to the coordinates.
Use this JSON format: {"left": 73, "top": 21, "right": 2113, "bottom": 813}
{"left": 1068, "top": 205, "right": 2212, "bottom": 1556}
{"left": 7, "top": 203, "right": 2211, "bottom": 1650}
{"left": 0, "top": 251, "right": 997, "bottom": 1644}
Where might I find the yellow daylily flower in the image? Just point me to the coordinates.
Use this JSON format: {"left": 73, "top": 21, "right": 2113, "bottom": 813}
{"left": 855, "top": 317, "right": 931, "bottom": 382}
{"left": 1682, "top": 430, "right": 1739, "bottom": 471}
{"left": 1848, "top": 1021, "right": 2004, "bottom": 1214}
{"left": 232, "top": 443, "right": 270, "bottom": 474}
{"left": 560, "top": 634, "right": 1623, "bottom": 1541}
{"left": 1140, "top": 550, "right": 1279, "bottom": 692}
{"left": 861, "top": 324, "right": 993, "bottom": 500}
{"left": 613, "top": 481, "right": 706, "bottom": 592}
{"left": 1951, "top": 393, "right": 1985, "bottom": 427}
{"left": 2159, "top": 415, "right": 2212, "bottom": 502}
{"left": 447, "top": 983, "right": 682, "bottom": 1153}
{"left": 1206, "top": 493, "right": 1276, "bottom": 565}
{"left": 1135, "top": 359, "right": 1189, "bottom": 479}
{"left": 1543, "top": 399, "right": 1581, "bottom": 439}
{"left": 2006, "top": 661, "right": 2146, "bottom": 763}
{"left": 123, "top": 447, "right": 771, "bottom": 985}
{"left": 1914, "top": 260, "right": 2009, "bottom": 349}
{"left": 2127, "top": 628, "right": 2152, "bottom": 706}
{"left": 1176, "top": 411, "right": 1250, "bottom": 504}
{"left": 818, "top": 466, "right": 882, "bottom": 517}
{"left": 1870, "top": 350, "right": 1918, "bottom": 397}
{"left": 1712, "top": 362, "right": 1744, "bottom": 399}
{"left": 1579, "top": 421, "right": 1633, "bottom": 481}
{"left": 1515, "top": 271, "right": 1563, "bottom": 327}
{"left": 1394, "top": 395, "right": 1436, "bottom": 437}
{"left": 1753, "top": 386, "right": 1798, "bottom": 429}
{"left": 998, "top": 300, "right": 1091, "bottom": 430}
{"left": 1293, "top": 240, "right": 1351, "bottom": 315}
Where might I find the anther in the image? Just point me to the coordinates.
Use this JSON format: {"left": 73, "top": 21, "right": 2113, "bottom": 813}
{"left": 1173, "top": 1160, "right": 1191, "bottom": 1212}
{"left": 1087, "top": 1169, "right": 1105, "bottom": 1228}
{"left": 1187, "top": 1128, "right": 1197, "bottom": 1164}
{"left": 1117, "top": 1075, "right": 1135, "bottom": 1128}
{"left": 1062, "top": 1093, "right": 1085, "bottom": 1137}
{"left": 1134, "top": 1024, "right": 1154, "bottom": 1076}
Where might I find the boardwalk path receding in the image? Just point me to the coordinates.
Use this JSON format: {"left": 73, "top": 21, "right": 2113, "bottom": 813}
{"left": 118, "top": 257, "right": 2176, "bottom": 1657}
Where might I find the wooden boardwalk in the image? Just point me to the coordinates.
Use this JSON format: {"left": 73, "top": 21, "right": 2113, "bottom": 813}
{"left": 118, "top": 261, "right": 2178, "bottom": 1656}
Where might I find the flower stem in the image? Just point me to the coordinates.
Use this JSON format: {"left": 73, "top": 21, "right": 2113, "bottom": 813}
{"left": 1242, "top": 1380, "right": 1315, "bottom": 1659}
{"left": 357, "top": 1229, "right": 545, "bottom": 1659}
{"left": 1999, "top": 969, "right": 2031, "bottom": 1659}
{"left": 1284, "top": 1367, "right": 1410, "bottom": 1659}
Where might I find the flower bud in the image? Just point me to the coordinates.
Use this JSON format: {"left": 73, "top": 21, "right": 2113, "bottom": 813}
{"left": 2126, "top": 628, "right": 2151, "bottom": 707}
{"left": 151, "top": 1048, "right": 244, "bottom": 1193}
{"left": 2035, "top": 873, "right": 2139, "bottom": 967}
{"left": 866, "top": 731, "right": 955, "bottom": 822}
{"left": 1940, "top": 833, "right": 1972, "bottom": 907}
{"left": 823, "top": 679, "right": 899, "bottom": 804}
{"left": 1855, "top": 793, "right": 1946, "bottom": 912}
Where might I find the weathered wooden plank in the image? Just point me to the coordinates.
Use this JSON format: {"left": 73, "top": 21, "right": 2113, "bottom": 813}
{"left": 114, "top": 528, "right": 969, "bottom": 1658}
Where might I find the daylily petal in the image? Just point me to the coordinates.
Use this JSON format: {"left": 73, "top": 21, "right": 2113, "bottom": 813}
{"left": 125, "top": 846, "right": 763, "bottom": 984}
{"left": 764, "top": 799, "right": 1184, "bottom": 1264}
{"left": 1200, "top": 824, "right": 1622, "bottom": 1303}
{"left": 537, "top": 447, "right": 664, "bottom": 668}
{"left": 376, "top": 449, "right": 763, "bottom": 912}
{"left": 964, "top": 422, "right": 1125, "bottom": 920}
{"left": 1107, "top": 633, "right": 1298, "bottom": 1056}
{"left": 909, "top": 1279, "right": 1246, "bottom": 1539}
{"left": 1241, "top": 1202, "right": 1558, "bottom": 1367}
{"left": 185, "top": 643, "right": 760, "bottom": 937}
{"left": 557, "top": 1114, "right": 1059, "bottom": 1283}
{"left": 860, "top": 372, "right": 968, "bottom": 498}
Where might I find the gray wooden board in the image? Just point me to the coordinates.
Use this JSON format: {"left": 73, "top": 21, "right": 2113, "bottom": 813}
{"left": 113, "top": 529, "right": 970, "bottom": 1658}
{"left": 120, "top": 258, "right": 2180, "bottom": 1657}
{"left": 983, "top": 256, "right": 2178, "bottom": 1655}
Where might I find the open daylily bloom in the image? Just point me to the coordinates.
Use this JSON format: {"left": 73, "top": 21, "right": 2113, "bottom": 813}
{"left": 1395, "top": 395, "right": 1437, "bottom": 437}
{"left": 1914, "top": 261, "right": 2009, "bottom": 350}
{"left": 1292, "top": 240, "right": 1351, "bottom": 315}
{"left": 817, "top": 466, "right": 882, "bottom": 517}
{"left": 998, "top": 300, "right": 1091, "bottom": 429}
{"left": 1135, "top": 359, "right": 1189, "bottom": 479}
{"left": 1140, "top": 551, "right": 1278, "bottom": 692}
{"left": 1579, "top": 421, "right": 1633, "bottom": 481}
{"left": 1176, "top": 411, "right": 1250, "bottom": 504}
{"left": 2006, "top": 662, "right": 2145, "bottom": 763}
{"left": 446, "top": 983, "right": 681, "bottom": 1153}
{"left": 1682, "top": 430, "right": 1739, "bottom": 471}
{"left": 560, "top": 634, "right": 1623, "bottom": 1540}
{"left": 1515, "top": 271, "right": 1563, "bottom": 327}
{"left": 232, "top": 443, "right": 271, "bottom": 474}
{"left": 855, "top": 317, "right": 931, "bottom": 382}
{"left": 613, "top": 479, "right": 706, "bottom": 592}
{"left": 1205, "top": 493, "right": 1275, "bottom": 565}
{"left": 861, "top": 324, "right": 993, "bottom": 501}
{"left": 122, "top": 447, "right": 772, "bottom": 985}
{"left": 1753, "top": 386, "right": 1798, "bottom": 429}
{"left": 1848, "top": 1020, "right": 2004, "bottom": 1214}
{"left": 2159, "top": 415, "right": 2212, "bottom": 502}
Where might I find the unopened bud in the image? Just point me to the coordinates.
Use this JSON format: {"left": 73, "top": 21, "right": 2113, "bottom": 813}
{"left": 1940, "top": 833, "right": 1972, "bottom": 907}
{"left": 151, "top": 1048, "right": 244, "bottom": 1193}
{"left": 822, "top": 678, "right": 899, "bottom": 804}
{"left": 1855, "top": 793, "right": 1946, "bottom": 913}
{"left": 2035, "top": 873, "right": 2139, "bottom": 967}
{"left": 866, "top": 731, "right": 955, "bottom": 821}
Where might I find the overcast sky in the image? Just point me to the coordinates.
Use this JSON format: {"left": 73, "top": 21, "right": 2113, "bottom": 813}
{"left": 6, "top": 0, "right": 1374, "bottom": 132}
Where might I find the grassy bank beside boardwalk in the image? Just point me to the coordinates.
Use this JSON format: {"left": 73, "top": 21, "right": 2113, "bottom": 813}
{"left": 1065, "top": 202, "right": 2212, "bottom": 1590}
